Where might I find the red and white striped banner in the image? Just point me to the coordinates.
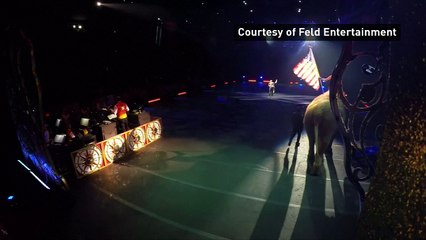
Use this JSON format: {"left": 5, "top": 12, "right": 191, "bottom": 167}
{"left": 293, "top": 47, "right": 321, "bottom": 90}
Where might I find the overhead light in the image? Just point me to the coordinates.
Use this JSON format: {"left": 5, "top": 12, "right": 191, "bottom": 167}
{"left": 96, "top": 1, "right": 102, "bottom": 6}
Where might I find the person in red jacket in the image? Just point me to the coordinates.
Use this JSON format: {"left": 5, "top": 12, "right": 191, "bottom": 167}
{"left": 113, "top": 96, "right": 130, "bottom": 133}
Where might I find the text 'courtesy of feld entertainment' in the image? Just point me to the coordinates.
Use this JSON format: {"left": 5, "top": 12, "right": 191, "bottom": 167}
{"left": 234, "top": 24, "right": 400, "bottom": 41}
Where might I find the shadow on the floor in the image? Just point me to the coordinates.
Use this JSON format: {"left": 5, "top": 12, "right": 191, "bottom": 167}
{"left": 249, "top": 147, "right": 297, "bottom": 240}
{"left": 290, "top": 151, "right": 359, "bottom": 240}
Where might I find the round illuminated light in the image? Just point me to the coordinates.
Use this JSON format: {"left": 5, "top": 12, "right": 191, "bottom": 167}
{"left": 74, "top": 145, "right": 103, "bottom": 176}
{"left": 78, "top": 25, "right": 82, "bottom": 29}
{"left": 72, "top": 25, "right": 76, "bottom": 28}
{"left": 128, "top": 127, "right": 146, "bottom": 151}
{"left": 104, "top": 136, "right": 127, "bottom": 163}
{"left": 147, "top": 120, "right": 161, "bottom": 142}
{"left": 96, "top": 2, "right": 102, "bottom": 6}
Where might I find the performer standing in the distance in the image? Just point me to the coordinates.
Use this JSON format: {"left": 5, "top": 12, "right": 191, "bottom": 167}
{"left": 113, "top": 96, "right": 130, "bottom": 133}
{"left": 268, "top": 79, "right": 277, "bottom": 96}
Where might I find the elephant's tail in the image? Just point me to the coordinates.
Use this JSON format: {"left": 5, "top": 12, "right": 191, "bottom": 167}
{"left": 314, "top": 123, "right": 320, "bottom": 157}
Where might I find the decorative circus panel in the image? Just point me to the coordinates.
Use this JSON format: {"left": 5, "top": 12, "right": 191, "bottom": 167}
{"left": 128, "top": 127, "right": 146, "bottom": 151}
{"left": 103, "top": 135, "right": 127, "bottom": 163}
{"left": 147, "top": 120, "right": 161, "bottom": 142}
{"left": 71, "top": 118, "right": 162, "bottom": 178}
{"left": 72, "top": 144, "right": 103, "bottom": 177}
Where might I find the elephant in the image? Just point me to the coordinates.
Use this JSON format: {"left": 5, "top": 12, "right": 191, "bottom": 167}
{"left": 303, "top": 91, "right": 345, "bottom": 175}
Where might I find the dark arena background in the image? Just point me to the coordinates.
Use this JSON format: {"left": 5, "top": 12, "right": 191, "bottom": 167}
{"left": 1, "top": 0, "right": 425, "bottom": 239}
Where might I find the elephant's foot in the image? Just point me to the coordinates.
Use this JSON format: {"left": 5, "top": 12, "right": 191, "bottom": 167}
{"left": 310, "top": 165, "right": 320, "bottom": 176}
{"left": 310, "top": 156, "right": 324, "bottom": 176}
{"left": 307, "top": 152, "right": 315, "bottom": 164}
{"left": 325, "top": 146, "right": 333, "bottom": 156}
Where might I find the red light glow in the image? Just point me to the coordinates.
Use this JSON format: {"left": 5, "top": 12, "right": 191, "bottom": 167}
{"left": 148, "top": 98, "right": 161, "bottom": 103}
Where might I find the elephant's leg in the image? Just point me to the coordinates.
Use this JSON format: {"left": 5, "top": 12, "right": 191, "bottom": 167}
{"left": 311, "top": 124, "right": 321, "bottom": 175}
{"left": 305, "top": 121, "right": 315, "bottom": 164}
{"left": 312, "top": 123, "right": 335, "bottom": 175}
{"left": 325, "top": 131, "right": 336, "bottom": 155}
